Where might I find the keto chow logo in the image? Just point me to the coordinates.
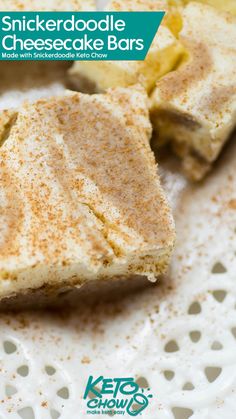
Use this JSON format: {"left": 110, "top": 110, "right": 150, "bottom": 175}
{"left": 0, "top": 12, "right": 164, "bottom": 61}
{"left": 83, "top": 376, "right": 153, "bottom": 416}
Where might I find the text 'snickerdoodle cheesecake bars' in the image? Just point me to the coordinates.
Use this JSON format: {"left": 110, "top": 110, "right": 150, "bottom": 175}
{"left": 151, "top": 2, "right": 236, "bottom": 180}
{"left": 0, "top": 87, "right": 175, "bottom": 302}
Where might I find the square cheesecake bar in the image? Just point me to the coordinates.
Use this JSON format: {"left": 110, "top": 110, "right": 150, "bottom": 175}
{"left": 151, "top": 2, "right": 236, "bottom": 180}
{"left": 69, "top": 0, "right": 184, "bottom": 93}
{"left": 0, "top": 86, "right": 175, "bottom": 301}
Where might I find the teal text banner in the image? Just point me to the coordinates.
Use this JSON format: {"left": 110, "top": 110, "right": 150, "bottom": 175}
{"left": 0, "top": 11, "right": 165, "bottom": 61}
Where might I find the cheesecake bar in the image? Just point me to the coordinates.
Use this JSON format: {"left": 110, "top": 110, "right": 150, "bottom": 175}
{"left": 151, "top": 2, "right": 236, "bottom": 180}
{"left": 69, "top": 0, "right": 184, "bottom": 93}
{"left": 0, "top": 86, "right": 175, "bottom": 301}
{"left": 0, "top": 0, "right": 95, "bottom": 11}
{"left": 182, "top": 0, "right": 236, "bottom": 16}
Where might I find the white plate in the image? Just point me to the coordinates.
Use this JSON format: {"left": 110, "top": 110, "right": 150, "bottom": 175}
{"left": 0, "top": 2, "right": 236, "bottom": 418}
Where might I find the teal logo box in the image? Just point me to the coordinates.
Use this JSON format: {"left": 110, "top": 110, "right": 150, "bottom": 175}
{"left": 83, "top": 375, "right": 153, "bottom": 416}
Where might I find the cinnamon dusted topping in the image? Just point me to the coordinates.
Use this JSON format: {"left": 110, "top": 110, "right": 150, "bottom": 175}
{"left": 0, "top": 86, "right": 175, "bottom": 299}
{"left": 156, "top": 40, "right": 212, "bottom": 102}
